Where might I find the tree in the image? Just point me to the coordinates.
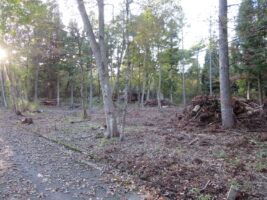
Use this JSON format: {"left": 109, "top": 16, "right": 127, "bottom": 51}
{"left": 234, "top": 0, "right": 267, "bottom": 104}
{"left": 202, "top": 38, "right": 220, "bottom": 95}
{"left": 76, "top": 0, "right": 119, "bottom": 138}
{"left": 218, "top": 0, "right": 234, "bottom": 128}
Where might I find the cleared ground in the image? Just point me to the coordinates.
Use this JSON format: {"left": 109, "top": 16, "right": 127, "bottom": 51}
{"left": 0, "top": 105, "right": 266, "bottom": 199}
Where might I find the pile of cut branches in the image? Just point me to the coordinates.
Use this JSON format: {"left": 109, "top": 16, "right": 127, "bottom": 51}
{"left": 177, "top": 96, "right": 266, "bottom": 129}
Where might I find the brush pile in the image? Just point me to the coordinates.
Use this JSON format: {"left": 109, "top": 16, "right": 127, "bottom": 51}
{"left": 178, "top": 96, "right": 266, "bottom": 129}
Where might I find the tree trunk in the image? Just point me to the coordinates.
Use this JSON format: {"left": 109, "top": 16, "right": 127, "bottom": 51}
{"left": 182, "top": 64, "right": 186, "bottom": 106}
{"left": 77, "top": 0, "right": 118, "bottom": 138}
{"left": 257, "top": 73, "right": 263, "bottom": 105}
{"left": 141, "top": 73, "right": 146, "bottom": 108}
{"left": 138, "top": 57, "right": 141, "bottom": 104}
{"left": 120, "top": 62, "right": 130, "bottom": 141}
{"left": 209, "top": 17, "right": 213, "bottom": 97}
{"left": 88, "top": 67, "right": 93, "bottom": 109}
{"left": 246, "top": 80, "right": 250, "bottom": 100}
{"left": 113, "top": 34, "right": 126, "bottom": 98}
{"left": 181, "top": 30, "right": 186, "bottom": 106}
{"left": 6, "top": 67, "right": 18, "bottom": 111}
{"left": 80, "top": 66, "right": 88, "bottom": 119}
{"left": 56, "top": 77, "right": 60, "bottom": 106}
{"left": 120, "top": 0, "right": 131, "bottom": 141}
{"left": 141, "top": 48, "right": 147, "bottom": 108}
{"left": 219, "top": 0, "right": 234, "bottom": 128}
{"left": 170, "top": 66, "right": 173, "bottom": 103}
{"left": 147, "top": 89, "right": 150, "bottom": 101}
{"left": 34, "top": 62, "right": 39, "bottom": 102}
{"left": 70, "top": 82, "right": 74, "bottom": 106}
{"left": 157, "top": 63, "right": 162, "bottom": 109}
{"left": 0, "top": 69, "right": 8, "bottom": 108}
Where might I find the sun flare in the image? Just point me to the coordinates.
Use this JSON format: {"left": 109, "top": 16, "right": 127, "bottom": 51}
{"left": 0, "top": 48, "right": 7, "bottom": 60}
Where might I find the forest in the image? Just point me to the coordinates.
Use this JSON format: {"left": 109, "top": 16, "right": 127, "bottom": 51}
{"left": 0, "top": 0, "right": 266, "bottom": 199}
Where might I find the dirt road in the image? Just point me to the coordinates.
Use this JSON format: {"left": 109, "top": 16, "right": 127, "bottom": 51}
{"left": 0, "top": 110, "right": 141, "bottom": 200}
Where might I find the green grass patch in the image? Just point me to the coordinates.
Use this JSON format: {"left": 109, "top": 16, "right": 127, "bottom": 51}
{"left": 213, "top": 151, "right": 226, "bottom": 158}
{"left": 94, "top": 138, "right": 118, "bottom": 150}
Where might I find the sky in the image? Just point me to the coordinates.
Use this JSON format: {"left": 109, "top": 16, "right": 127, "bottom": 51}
{"left": 57, "top": 0, "right": 242, "bottom": 65}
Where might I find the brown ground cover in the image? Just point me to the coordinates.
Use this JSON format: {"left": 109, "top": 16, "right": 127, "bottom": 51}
{"left": 15, "top": 103, "right": 267, "bottom": 199}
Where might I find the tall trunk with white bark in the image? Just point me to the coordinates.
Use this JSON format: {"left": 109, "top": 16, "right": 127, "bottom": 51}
{"left": 77, "top": 0, "right": 118, "bottom": 138}
{"left": 219, "top": 0, "right": 234, "bottom": 128}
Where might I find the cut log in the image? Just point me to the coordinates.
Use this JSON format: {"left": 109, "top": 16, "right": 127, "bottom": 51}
{"left": 192, "top": 105, "right": 201, "bottom": 113}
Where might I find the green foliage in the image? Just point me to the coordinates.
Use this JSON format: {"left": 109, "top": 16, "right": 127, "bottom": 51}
{"left": 228, "top": 178, "right": 242, "bottom": 189}
{"left": 213, "top": 152, "right": 226, "bottom": 158}
{"left": 231, "top": 0, "right": 267, "bottom": 99}
{"left": 98, "top": 138, "right": 118, "bottom": 148}
{"left": 202, "top": 38, "right": 219, "bottom": 95}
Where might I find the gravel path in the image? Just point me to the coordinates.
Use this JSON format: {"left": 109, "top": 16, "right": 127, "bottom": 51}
{"left": 0, "top": 111, "right": 141, "bottom": 200}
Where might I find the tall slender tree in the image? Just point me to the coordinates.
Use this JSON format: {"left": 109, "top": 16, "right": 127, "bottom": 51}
{"left": 218, "top": 0, "right": 234, "bottom": 128}
{"left": 76, "top": 0, "right": 119, "bottom": 138}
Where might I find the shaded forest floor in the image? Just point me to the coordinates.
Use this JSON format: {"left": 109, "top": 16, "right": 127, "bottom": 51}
{"left": 1, "top": 105, "right": 267, "bottom": 199}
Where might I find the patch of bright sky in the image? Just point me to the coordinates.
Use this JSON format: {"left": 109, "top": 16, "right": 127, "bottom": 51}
{"left": 57, "top": 0, "right": 241, "bottom": 66}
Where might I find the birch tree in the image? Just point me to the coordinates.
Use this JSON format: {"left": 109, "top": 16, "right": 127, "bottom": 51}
{"left": 76, "top": 0, "right": 119, "bottom": 138}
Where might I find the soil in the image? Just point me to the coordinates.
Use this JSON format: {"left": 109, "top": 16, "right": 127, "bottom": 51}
{"left": 0, "top": 105, "right": 266, "bottom": 200}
